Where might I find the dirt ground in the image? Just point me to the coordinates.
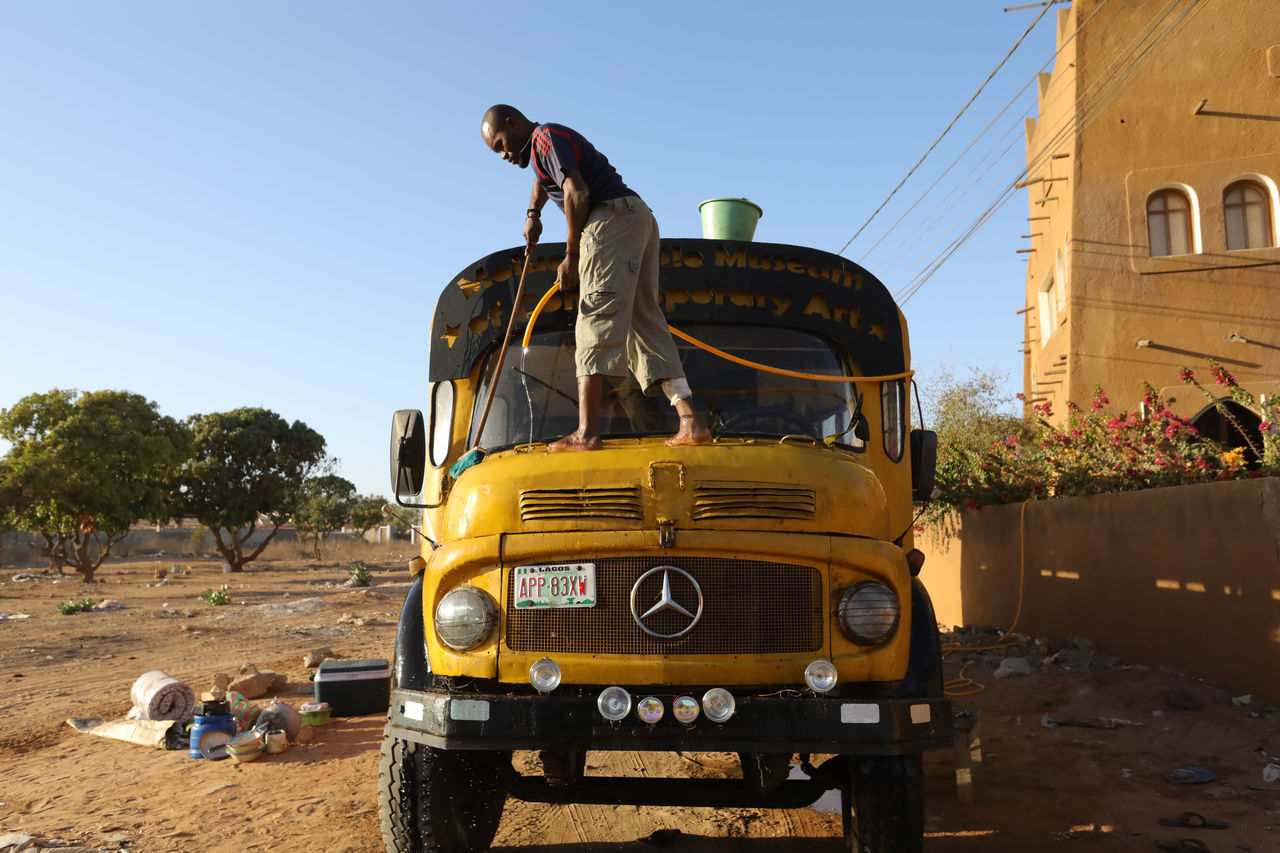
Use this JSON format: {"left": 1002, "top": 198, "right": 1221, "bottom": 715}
{"left": 1, "top": 555, "right": 1277, "bottom": 853}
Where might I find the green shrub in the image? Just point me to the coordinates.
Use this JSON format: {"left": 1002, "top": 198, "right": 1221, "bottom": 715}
{"left": 348, "top": 562, "right": 372, "bottom": 587}
{"left": 57, "top": 598, "right": 96, "bottom": 615}
{"left": 200, "top": 584, "right": 232, "bottom": 605}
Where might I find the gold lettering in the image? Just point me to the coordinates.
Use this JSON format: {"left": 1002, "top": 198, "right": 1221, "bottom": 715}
{"left": 730, "top": 290, "right": 754, "bottom": 307}
{"left": 748, "top": 253, "right": 772, "bottom": 270}
{"left": 771, "top": 295, "right": 792, "bottom": 316}
{"left": 492, "top": 264, "right": 513, "bottom": 283}
{"left": 691, "top": 288, "right": 713, "bottom": 305}
{"left": 660, "top": 250, "right": 670, "bottom": 266}
{"left": 787, "top": 258, "right": 806, "bottom": 274}
{"left": 716, "top": 247, "right": 747, "bottom": 268}
{"left": 773, "top": 258, "right": 787, "bottom": 271}
{"left": 803, "top": 295, "right": 831, "bottom": 320}
{"left": 666, "top": 289, "right": 690, "bottom": 312}
{"left": 672, "top": 246, "right": 682, "bottom": 267}
{"left": 847, "top": 306, "right": 861, "bottom": 328}
{"left": 684, "top": 252, "right": 703, "bottom": 268}
{"left": 469, "top": 314, "right": 490, "bottom": 334}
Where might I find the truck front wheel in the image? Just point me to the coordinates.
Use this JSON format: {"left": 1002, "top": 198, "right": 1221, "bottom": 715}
{"left": 842, "top": 754, "right": 924, "bottom": 853}
{"left": 378, "top": 724, "right": 507, "bottom": 853}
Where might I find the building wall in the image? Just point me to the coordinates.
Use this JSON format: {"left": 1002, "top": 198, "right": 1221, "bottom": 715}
{"left": 920, "top": 477, "right": 1280, "bottom": 704}
{"left": 1024, "top": 0, "right": 1280, "bottom": 419}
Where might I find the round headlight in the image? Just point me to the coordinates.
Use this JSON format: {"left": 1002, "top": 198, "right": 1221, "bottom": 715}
{"left": 597, "top": 686, "right": 632, "bottom": 721}
{"left": 701, "top": 688, "right": 736, "bottom": 724}
{"left": 434, "top": 586, "right": 496, "bottom": 650}
{"left": 529, "top": 658, "right": 562, "bottom": 693}
{"left": 636, "top": 697, "right": 664, "bottom": 724}
{"left": 672, "top": 695, "right": 700, "bottom": 724}
{"left": 837, "top": 582, "right": 899, "bottom": 644}
{"left": 804, "top": 659, "right": 838, "bottom": 693}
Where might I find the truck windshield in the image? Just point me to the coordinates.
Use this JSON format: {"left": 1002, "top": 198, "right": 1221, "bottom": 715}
{"left": 472, "top": 324, "right": 865, "bottom": 450}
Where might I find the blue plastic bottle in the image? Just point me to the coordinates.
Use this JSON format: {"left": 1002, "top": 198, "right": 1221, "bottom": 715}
{"left": 188, "top": 699, "right": 236, "bottom": 759}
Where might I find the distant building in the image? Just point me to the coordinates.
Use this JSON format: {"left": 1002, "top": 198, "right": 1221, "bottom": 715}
{"left": 1023, "top": 0, "right": 1279, "bottom": 451}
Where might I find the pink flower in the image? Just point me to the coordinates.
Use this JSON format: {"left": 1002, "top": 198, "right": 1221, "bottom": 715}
{"left": 1179, "top": 368, "right": 1194, "bottom": 383}
{"left": 1261, "top": 421, "right": 1271, "bottom": 432}
{"left": 1005, "top": 436, "right": 1019, "bottom": 448}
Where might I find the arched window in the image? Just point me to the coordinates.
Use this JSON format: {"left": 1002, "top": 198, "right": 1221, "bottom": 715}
{"left": 1224, "top": 181, "right": 1274, "bottom": 250}
{"left": 1146, "top": 189, "right": 1193, "bottom": 257}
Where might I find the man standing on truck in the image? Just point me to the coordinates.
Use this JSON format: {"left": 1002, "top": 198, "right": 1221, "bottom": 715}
{"left": 480, "top": 104, "right": 709, "bottom": 451}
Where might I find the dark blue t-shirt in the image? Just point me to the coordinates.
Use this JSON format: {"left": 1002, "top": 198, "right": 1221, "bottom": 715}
{"left": 531, "top": 123, "right": 635, "bottom": 210}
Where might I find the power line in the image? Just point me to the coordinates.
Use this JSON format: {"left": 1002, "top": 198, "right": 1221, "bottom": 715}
{"left": 893, "top": 0, "right": 1208, "bottom": 305}
{"left": 836, "top": 1, "right": 1056, "bottom": 257}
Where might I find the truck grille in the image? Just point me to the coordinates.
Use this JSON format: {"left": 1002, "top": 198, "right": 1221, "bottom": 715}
{"left": 691, "top": 482, "right": 816, "bottom": 520}
{"left": 505, "top": 556, "right": 824, "bottom": 655}
{"left": 519, "top": 486, "right": 643, "bottom": 522}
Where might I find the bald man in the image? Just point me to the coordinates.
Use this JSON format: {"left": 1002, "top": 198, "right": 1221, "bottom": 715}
{"left": 480, "top": 104, "right": 708, "bottom": 451}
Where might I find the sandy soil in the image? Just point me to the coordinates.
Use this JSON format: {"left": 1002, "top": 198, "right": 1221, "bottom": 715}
{"left": 1, "top": 556, "right": 1277, "bottom": 852}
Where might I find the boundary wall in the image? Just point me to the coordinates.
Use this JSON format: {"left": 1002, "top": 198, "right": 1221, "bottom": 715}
{"left": 919, "top": 477, "right": 1280, "bottom": 705}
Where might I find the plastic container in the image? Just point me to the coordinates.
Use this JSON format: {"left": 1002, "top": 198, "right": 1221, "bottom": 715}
{"left": 314, "top": 659, "right": 391, "bottom": 716}
{"left": 189, "top": 700, "right": 236, "bottom": 760}
{"left": 300, "top": 701, "right": 331, "bottom": 727}
{"left": 698, "top": 198, "right": 763, "bottom": 241}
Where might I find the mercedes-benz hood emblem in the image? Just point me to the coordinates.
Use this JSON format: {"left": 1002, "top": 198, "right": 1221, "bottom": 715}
{"left": 629, "top": 566, "right": 703, "bottom": 639}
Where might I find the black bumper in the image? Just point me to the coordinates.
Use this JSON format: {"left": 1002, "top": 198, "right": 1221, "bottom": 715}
{"left": 387, "top": 687, "right": 952, "bottom": 755}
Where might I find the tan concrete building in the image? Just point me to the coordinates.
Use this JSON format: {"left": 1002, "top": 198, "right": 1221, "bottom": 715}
{"left": 1023, "top": 0, "right": 1280, "bottom": 448}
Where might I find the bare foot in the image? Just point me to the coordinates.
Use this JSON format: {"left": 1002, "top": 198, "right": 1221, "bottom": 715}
{"left": 547, "top": 432, "right": 603, "bottom": 452}
{"left": 665, "top": 415, "right": 711, "bottom": 447}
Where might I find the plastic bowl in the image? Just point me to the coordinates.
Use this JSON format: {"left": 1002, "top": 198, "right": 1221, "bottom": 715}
{"left": 228, "top": 730, "right": 263, "bottom": 751}
{"left": 227, "top": 745, "right": 262, "bottom": 763}
{"left": 300, "top": 708, "right": 330, "bottom": 726}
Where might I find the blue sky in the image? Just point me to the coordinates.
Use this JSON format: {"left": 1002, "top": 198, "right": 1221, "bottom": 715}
{"left": 0, "top": 1, "right": 1062, "bottom": 498}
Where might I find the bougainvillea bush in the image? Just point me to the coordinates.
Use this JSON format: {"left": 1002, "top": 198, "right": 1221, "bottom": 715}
{"left": 927, "top": 361, "right": 1279, "bottom": 520}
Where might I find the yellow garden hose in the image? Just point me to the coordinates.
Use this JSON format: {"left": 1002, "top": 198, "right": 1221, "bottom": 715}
{"left": 522, "top": 282, "right": 914, "bottom": 384}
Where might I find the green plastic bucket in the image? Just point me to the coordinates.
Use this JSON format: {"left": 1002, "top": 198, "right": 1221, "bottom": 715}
{"left": 699, "top": 198, "right": 763, "bottom": 241}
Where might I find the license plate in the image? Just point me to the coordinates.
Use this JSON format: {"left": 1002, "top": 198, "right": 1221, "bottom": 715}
{"left": 513, "top": 563, "right": 596, "bottom": 609}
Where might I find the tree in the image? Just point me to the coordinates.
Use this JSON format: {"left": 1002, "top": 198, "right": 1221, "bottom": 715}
{"left": 175, "top": 408, "right": 326, "bottom": 572}
{"left": 0, "top": 389, "right": 191, "bottom": 582}
{"left": 347, "top": 494, "right": 390, "bottom": 541}
{"left": 294, "top": 474, "right": 356, "bottom": 560}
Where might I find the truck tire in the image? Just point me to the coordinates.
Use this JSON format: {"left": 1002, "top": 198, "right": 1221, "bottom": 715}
{"left": 842, "top": 754, "right": 924, "bottom": 853}
{"left": 378, "top": 724, "right": 507, "bottom": 853}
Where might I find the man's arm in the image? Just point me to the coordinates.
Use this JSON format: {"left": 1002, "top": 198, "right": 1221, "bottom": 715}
{"left": 523, "top": 181, "right": 548, "bottom": 254}
{"left": 559, "top": 169, "right": 590, "bottom": 292}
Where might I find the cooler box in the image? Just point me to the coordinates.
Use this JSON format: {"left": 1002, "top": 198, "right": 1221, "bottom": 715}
{"left": 314, "top": 658, "right": 391, "bottom": 716}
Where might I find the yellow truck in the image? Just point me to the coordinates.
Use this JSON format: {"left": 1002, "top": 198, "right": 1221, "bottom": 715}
{"left": 382, "top": 231, "right": 949, "bottom": 853}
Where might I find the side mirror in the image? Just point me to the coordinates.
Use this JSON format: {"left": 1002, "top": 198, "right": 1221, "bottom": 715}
{"left": 910, "top": 429, "right": 937, "bottom": 502}
{"left": 390, "top": 410, "right": 426, "bottom": 505}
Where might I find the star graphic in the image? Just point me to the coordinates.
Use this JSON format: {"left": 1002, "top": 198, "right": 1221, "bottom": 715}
{"left": 441, "top": 324, "right": 461, "bottom": 349}
{"left": 868, "top": 322, "right": 887, "bottom": 342}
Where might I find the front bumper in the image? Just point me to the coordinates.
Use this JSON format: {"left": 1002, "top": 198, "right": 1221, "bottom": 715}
{"left": 387, "top": 687, "right": 952, "bottom": 755}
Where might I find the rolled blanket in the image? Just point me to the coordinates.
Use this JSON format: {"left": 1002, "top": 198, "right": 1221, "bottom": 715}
{"left": 128, "top": 670, "right": 195, "bottom": 721}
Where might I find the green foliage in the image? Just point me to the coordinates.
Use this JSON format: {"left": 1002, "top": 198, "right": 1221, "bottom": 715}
{"left": 0, "top": 389, "right": 191, "bottom": 582}
{"left": 348, "top": 562, "right": 372, "bottom": 587}
{"left": 294, "top": 474, "right": 356, "bottom": 559}
{"left": 57, "top": 597, "right": 96, "bottom": 615}
{"left": 174, "top": 408, "right": 326, "bottom": 572}
{"left": 347, "top": 495, "right": 390, "bottom": 538}
{"left": 926, "top": 362, "right": 1278, "bottom": 522}
{"left": 200, "top": 584, "right": 232, "bottom": 606}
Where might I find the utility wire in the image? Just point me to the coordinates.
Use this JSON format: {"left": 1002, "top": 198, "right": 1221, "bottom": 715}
{"left": 894, "top": 0, "right": 1207, "bottom": 304}
{"left": 864, "top": 0, "right": 1117, "bottom": 277}
{"left": 836, "top": 2, "right": 1056, "bottom": 257}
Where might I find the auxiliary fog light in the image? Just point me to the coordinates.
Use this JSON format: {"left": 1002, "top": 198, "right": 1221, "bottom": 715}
{"left": 528, "top": 658, "right": 562, "bottom": 694}
{"left": 636, "top": 697, "right": 664, "bottom": 724}
{"left": 804, "top": 659, "right": 838, "bottom": 693}
{"left": 672, "top": 695, "right": 700, "bottom": 724}
{"left": 701, "top": 688, "right": 736, "bottom": 724}
{"left": 597, "top": 686, "right": 632, "bottom": 721}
